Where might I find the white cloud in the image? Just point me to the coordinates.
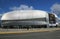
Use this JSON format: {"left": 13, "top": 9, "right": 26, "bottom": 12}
{"left": 0, "top": 14, "right": 2, "bottom": 16}
{"left": 10, "top": 5, "right": 34, "bottom": 11}
{"left": 0, "top": 14, "right": 3, "bottom": 20}
{"left": 51, "top": 3, "right": 60, "bottom": 17}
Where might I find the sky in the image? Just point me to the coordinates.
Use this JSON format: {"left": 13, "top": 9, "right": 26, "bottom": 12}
{"left": 0, "top": 0, "right": 60, "bottom": 17}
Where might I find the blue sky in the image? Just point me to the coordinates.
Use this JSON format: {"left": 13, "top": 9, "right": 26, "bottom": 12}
{"left": 0, "top": 0, "right": 60, "bottom": 14}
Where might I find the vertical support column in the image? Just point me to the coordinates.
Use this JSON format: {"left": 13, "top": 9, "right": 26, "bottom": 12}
{"left": 18, "top": 26, "right": 20, "bottom": 29}
{"left": 46, "top": 13, "right": 50, "bottom": 28}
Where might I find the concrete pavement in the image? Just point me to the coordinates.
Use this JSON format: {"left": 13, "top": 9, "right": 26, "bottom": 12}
{"left": 0, "top": 28, "right": 60, "bottom": 34}
{"left": 0, "top": 30, "right": 60, "bottom": 39}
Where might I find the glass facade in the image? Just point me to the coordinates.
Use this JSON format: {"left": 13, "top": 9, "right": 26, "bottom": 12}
{"left": 49, "top": 14, "right": 56, "bottom": 24}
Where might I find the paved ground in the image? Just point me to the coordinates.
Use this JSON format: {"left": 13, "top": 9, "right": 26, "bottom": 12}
{"left": 0, "top": 30, "right": 60, "bottom": 39}
{"left": 0, "top": 28, "right": 60, "bottom": 34}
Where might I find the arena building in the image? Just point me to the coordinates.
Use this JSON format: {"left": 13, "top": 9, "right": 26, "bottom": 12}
{"left": 1, "top": 10, "right": 58, "bottom": 28}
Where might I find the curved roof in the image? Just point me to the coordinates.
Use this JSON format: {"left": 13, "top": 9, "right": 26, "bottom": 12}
{"left": 52, "top": 13, "right": 58, "bottom": 18}
{"left": 1, "top": 10, "right": 48, "bottom": 20}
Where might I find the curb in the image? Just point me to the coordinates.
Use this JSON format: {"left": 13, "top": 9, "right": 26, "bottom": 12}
{"left": 0, "top": 31, "right": 49, "bottom": 34}
{"left": 0, "top": 28, "right": 60, "bottom": 34}
{"left": 0, "top": 30, "right": 55, "bottom": 34}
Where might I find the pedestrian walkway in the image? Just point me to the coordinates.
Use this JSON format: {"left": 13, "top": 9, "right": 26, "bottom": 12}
{"left": 0, "top": 28, "right": 60, "bottom": 34}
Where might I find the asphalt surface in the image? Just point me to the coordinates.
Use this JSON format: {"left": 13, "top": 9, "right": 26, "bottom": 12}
{"left": 0, "top": 30, "right": 60, "bottom": 39}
